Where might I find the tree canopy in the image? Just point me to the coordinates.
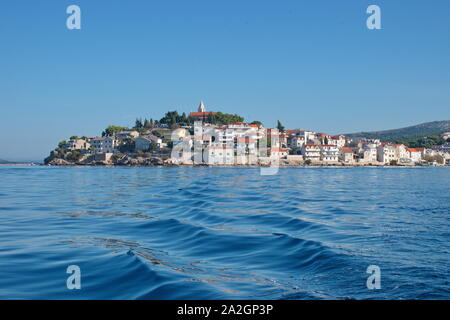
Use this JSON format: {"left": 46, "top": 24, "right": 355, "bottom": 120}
{"left": 277, "top": 120, "right": 285, "bottom": 132}
{"left": 207, "top": 112, "right": 244, "bottom": 125}
{"left": 393, "top": 135, "right": 445, "bottom": 148}
{"left": 102, "top": 125, "right": 126, "bottom": 137}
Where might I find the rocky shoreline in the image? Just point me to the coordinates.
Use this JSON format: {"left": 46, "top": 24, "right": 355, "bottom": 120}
{"left": 45, "top": 156, "right": 446, "bottom": 167}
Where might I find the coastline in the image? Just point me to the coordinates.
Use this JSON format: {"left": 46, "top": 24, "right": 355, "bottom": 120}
{"left": 40, "top": 162, "right": 448, "bottom": 168}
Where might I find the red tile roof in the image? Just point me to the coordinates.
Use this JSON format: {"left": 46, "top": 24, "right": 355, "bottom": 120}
{"left": 271, "top": 147, "right": 287, "bottom": 152}
{"left": 342, "top": 147, "right": 353, "bottom": 153}
{"left": 407, "top": 148, "right": 425, "bottom": 152}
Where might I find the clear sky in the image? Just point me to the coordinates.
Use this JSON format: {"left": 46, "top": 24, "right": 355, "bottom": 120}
{"left": 1, "top": 0, "right": 449, "bottom": 161}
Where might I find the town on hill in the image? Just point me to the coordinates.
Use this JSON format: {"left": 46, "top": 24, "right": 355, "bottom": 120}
{"left": 44, "top": 102, "right": 450, "bottom": 167}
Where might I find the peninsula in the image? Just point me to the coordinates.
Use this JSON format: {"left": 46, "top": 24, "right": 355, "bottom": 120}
{"left": 44, "top": 102, "right": 450, "bottom": 167}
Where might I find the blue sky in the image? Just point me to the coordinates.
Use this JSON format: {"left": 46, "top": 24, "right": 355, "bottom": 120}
{"left": 1, "top": 0, "right": 449, "bottom": 161}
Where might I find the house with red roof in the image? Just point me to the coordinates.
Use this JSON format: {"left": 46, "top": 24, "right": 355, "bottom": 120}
{"left": 407, "top": 147, "right": 425, "bottom": 163}
{"left": 340, "top": 147, "right": 355, "bottom": 163}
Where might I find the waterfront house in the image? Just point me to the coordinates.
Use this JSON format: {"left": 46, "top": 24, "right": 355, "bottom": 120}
{"left": 270, "top": 147, "right": 288, "bottom": 159}
{"left": 301, "top": 144, "right": 321, "bottom": 162}
{"left": 235, "top": 137, "right": 258, "bottom": 165}
{"left": 360, "top": 144, "right": 378, "bottom": 163}
{"left": 377, "top": 143, "right": 396, "bottom": 164}
{"left": 340, "top": 147, "right": 355, "bottom": 163}
{"left": 65, "top": 138, "right": 91, "bottom": 151}
{"left": 89, "top": 137, "right": 118, "bottom": 153}
{"left": 407, "top": 147, "right": 425, "bottom": 163}
{"left": 135, "top": 135, "right": 163, "bottom": 151}
{"left": 320, "top": 145, "right": 340, "bottom": 162}
{"left": 377, "top": 143, "right": 408, "bottom": 164}
{"left": 204, "top": 145, "right": 234, "bottom": 165}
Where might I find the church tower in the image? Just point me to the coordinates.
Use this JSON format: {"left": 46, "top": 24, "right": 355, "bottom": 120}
{"left": 198, "top": 101, "right": 206, "bottom": 113}
{"left": 190, "top": 100, "right": 216, "bottom": 121}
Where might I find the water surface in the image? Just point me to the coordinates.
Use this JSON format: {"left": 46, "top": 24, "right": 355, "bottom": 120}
{"left": 0, "top": 166, "right": 448, "bottom": 299}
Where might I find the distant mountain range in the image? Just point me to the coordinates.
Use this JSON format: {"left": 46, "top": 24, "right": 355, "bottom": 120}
{"left": 0, "top": 159, "right": 36, "bottom": 164}
{"left": 344, "top": 120, "right": 450, "bottom": 141}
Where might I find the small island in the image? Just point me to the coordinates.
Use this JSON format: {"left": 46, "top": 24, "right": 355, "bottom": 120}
{"left": 44, "top": 102, "right": 450, "bottom": 167}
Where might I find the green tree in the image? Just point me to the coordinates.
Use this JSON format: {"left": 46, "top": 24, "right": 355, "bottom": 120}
{"left": 393, "top": 135, "right": 445, "bottom": 148}
{"left": 423, "top": 154, "right": 444, "bottom": 164}
{"left": 134, "top": 118, "right": 143, "bottom": 129}
{"left": 66, "top": 151, "right": 82, "bottom": 162}
{"left": 55, "top": 147, "right": 65, "bottom": 155}
{"left": 181, "top": 112, "right": 188, "bottom": 125}
{"left": 277, "top": 120, "right": 285, "bottom": 132}
{"left": 102, "top": 125, "right": 125, "bottom": 137}
{"left": 250, "top": 121, "right": 263, "bottom": 126}
{"left": 207, "top": 112, "right": 244, "bottom": 125}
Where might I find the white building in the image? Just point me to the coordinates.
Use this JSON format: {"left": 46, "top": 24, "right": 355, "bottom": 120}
{"left": 135, "top": 135, "right": 163, "bottom": 151}
{"left": 407, "top": 147, "right": 425, "bottom": 163}
{"left": 377, "top": 143, "right": 408, "bottom": 164}
{"left": 397, "top": 144, "right": 410, "bottom": 163}
{"left": 360, "top": 144, "right": 378, "bottom": 163}
{"left": 377, "top": 144, "right": 397, "bottom": 164}
{"left": 270, "top": 147, "right": 288, "bottom": 159}
{"left": 235, "top": 137, "right": 258, "bottom": 165}
{"left": 191, "top": 121, "right": 262, "bottom": 164}
{"left": 296, "top": 130, "right": 316, "bottom": 144}
{"left": 301, "top": 144, "right": 321, "bottom": 162}
{"left": 65, "top": 139, "right": 90, "bottom": 151}
{"left": 89, "top": 137, "right": 118, "bottom": 153}
{"left": 340, "top": 147, "right": 355, "bottom": 163}
{"left": 330, "top": 135, "right": 346, "bottom": 148}
{"left": 289, "top": 136, "right": 305, "bottom": 148}
{"left": 204, "top": 146, "right": 234, "bottom": 165}
{"left": 320, "top": 145, "right": 340, "bottom": 162}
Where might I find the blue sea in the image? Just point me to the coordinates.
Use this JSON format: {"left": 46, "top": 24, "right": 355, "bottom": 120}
{"left": 0, "top": 166, "right": 449, "bottom": 299}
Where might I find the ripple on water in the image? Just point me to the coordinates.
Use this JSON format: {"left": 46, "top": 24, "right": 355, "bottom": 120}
{"left": 0, "top": 166, "right": 449, "bottom": 299}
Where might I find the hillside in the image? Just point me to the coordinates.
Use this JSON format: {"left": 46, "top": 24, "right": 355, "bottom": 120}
{"left": 0, "top": 159, "right": 35, "bottom": 164}
{"left": 0, "top": 159, "right": 15, "bottom": 164}
{"left": 345, "top": 120, "right": 450, "bottom": 141}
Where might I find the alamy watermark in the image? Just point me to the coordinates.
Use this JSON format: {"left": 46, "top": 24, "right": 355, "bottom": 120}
{"left": 66, "top": 5, "right": 81, "bottom": 30}
{"left": 367, "top": 5, "right": 382, "bottom": 30}
{"left": 66, "top": 4, "right": 382, "bottom": 31}
{"left": 366, "top": 265, "right": 381, "bottom": 290}
{"left": 66, "top": 265, "right": 81, "bottom": 290}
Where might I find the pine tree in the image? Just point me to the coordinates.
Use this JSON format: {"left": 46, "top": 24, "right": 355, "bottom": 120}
{"left": 277, "top": 120, "right": 285, "bottom": 132}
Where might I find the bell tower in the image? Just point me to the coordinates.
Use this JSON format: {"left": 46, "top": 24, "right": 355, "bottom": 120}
{"left": 198, "top": 101, "right": 206, "bottom": 113}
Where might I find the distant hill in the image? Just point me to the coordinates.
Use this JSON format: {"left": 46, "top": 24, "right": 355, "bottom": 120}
{"left": 0, "top": 159, "right": 15, "bottom": 164}
{"left": 0, "top": 159, "right": 35, "bottom": 164}
{"left": 345, "top": 120, "right": 450, "bottom": 141}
